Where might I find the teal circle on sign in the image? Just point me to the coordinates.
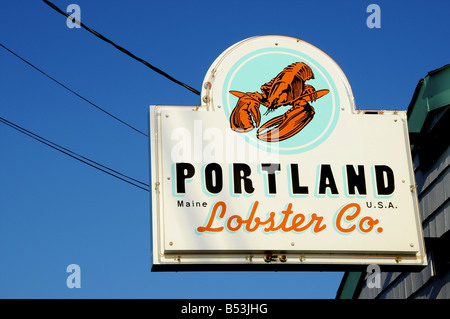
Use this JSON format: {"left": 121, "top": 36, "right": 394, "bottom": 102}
{"left": 222, "top": 47, "right": 340, "bottom": 154}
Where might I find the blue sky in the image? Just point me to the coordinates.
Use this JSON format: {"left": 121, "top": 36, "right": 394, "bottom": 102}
{"left": 0, "top": 0, "right": 448, "bottom": 298}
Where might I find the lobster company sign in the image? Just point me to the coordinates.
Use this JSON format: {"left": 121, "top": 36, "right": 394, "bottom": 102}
{"left": 149, "top": 36, "right": 427, "bottom": 271}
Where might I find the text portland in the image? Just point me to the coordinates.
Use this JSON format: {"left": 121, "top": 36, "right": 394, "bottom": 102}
{"left": 174, "top": 162, "right": 395, "bottom": 197}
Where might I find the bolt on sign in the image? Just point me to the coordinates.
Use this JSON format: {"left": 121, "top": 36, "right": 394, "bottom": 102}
{"left": 149, "top": 36, "right": 427, "bottom": 271}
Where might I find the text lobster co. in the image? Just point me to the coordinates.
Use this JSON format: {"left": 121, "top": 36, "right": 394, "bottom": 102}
{"left": 174, "top": 162, "right": 395, "bottom": 197}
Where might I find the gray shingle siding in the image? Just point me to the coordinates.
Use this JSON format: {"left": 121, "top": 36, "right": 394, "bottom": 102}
{"left": 357, "top": 142, "right": 449, "bottom": 299}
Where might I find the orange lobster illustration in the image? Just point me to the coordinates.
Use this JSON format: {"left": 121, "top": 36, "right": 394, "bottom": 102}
{"left": 229, "top": 62, "right": 329, "bottom": 142}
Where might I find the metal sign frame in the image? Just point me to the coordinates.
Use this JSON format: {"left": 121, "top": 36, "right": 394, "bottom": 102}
{"left": 149, "top": 36, "right": 427, "bottom": 271}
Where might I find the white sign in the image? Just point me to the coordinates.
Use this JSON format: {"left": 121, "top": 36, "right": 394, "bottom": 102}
{"left": 149, "top": 36, "right": 426, "bottom": 270}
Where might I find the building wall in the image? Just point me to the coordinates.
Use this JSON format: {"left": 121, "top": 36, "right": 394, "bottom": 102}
{"left": 357, "top": 145, "right": 450, "bottom": 299}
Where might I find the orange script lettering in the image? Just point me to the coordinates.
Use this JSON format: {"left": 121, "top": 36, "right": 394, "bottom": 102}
{"left": 197, "top": 201, "right": 327, "bottom": 234}
{"left": 335, "top": 202, "right": 382, "bottom": 234}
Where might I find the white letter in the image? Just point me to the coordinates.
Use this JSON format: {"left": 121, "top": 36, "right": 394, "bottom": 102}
{"left": 366, "top": 4, "right": 381, "bottom": 29}
{"left": 66, "top": 4, "right": 81, "bottom": 29}
{"left": 203, "top": 127, "right": 223, "bottom": 163}
{"left": 171, "top": 128, "right": 192, "bottom": 162}
{"left": 193, "top": 120, "right": 203, "bottom": 164}
{"left": 366, "top": 264, "right": 381, "bottom": 288}
{"left": 66, "top": 264, "right": 81, "bottom": 288}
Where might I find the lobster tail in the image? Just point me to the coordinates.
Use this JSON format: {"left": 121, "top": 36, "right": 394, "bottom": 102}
{"left": 291, "top": 62, "right": 314, "bottom": 81}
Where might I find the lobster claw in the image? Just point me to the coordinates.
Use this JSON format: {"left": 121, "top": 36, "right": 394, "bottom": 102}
{"left": 230, "top": 92, "right": 262, "bottom": 132}
{"left": 256, "top": 105, "right": 314, "bottom": 142}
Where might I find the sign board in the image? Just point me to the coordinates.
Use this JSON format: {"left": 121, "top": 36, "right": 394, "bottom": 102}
{"left": 149, "top": 35, "right": 427, "bottom": 271}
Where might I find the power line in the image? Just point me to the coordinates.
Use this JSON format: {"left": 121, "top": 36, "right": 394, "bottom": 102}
{"left": 0, "top": 116, "right": 149, "bottom": 191}
{"left": 0, "top": 42, "right": 148, "bottom": 137}
{"left": 42, "top": 0, "right": 201, "bottom": 96}
{"left": 0, "top": 116, "right": 149, "bottom": 192}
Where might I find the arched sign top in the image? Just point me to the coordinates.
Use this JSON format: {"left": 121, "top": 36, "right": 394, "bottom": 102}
{"left": 200, "top": 35, "right": 356, "bottom": 153}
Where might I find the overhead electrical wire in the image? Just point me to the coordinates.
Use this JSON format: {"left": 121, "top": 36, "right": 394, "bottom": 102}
{"left": 0, "top": 42, "right": 148, "bottom": 137}
{"left": 42, "top": 0, "right": 201, "bottom": 96}
{"left": 0, "top": 116, "right": 150, "bottom": 192}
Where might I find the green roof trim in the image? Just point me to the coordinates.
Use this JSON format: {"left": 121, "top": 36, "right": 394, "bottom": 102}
{"left": 335, "top": 271, "right": 364, "bottom": 299}
{"left": 407, "top": 64, "right": 450, "bottom": 133}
